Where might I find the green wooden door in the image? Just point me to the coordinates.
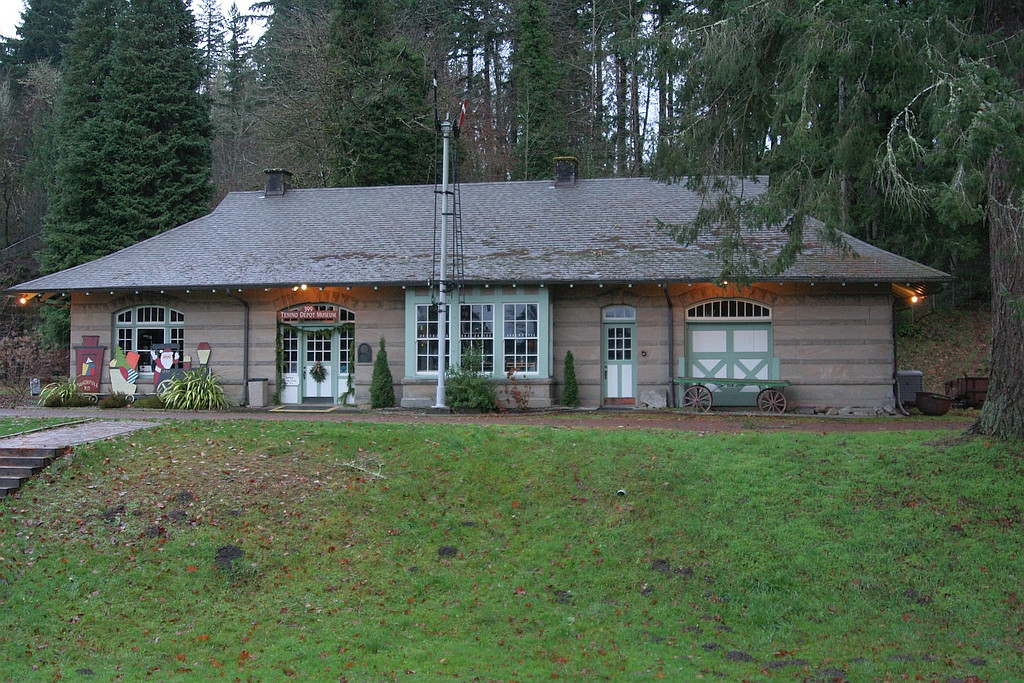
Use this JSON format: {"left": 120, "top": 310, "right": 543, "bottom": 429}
{"left": 686, "top": 323, "right": 772, "bottom": 407}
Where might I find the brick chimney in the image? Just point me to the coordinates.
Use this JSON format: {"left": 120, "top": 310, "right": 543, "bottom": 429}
{"left": 263, "top": 169, "right": 293, "bottom": 197}
{"left": 554, "top": 157, "right": 578, "bottom": 188}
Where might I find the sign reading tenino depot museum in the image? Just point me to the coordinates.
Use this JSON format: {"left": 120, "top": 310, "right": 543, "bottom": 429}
{"left": 277, "top": 305, "right": 340, "bottom": 323}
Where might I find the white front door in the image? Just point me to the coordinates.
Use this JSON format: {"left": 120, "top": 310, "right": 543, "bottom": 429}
{"left": 304, "top": 330, "right": 333, "bottom": 400}
{"left": 603, "top": 323, "right": 636, "bottom": 404}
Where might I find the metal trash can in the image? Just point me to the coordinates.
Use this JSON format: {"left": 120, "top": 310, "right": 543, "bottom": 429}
{"left": 247, "top": 378, "right": 269, "bottom": 408}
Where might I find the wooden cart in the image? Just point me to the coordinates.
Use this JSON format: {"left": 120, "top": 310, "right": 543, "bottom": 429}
{"left": 674, "top": 377, "right": 790, "bottom": 414}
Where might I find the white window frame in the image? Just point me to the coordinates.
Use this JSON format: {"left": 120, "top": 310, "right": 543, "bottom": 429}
{"left": 460, "top": 303, "right": 494, "bottom": 373}
{"left": 406, "top": 287, "right": 550, "bottom": 379}
{"left": 415, "top": 304, "right": 448, "bottom": 373}
{"left": 686, "top": 299, "right": 772, "bottom": 321}
{"left": 503, "top": 302, "right": 539, "bottom": 374}
{"left": 114, "top": 305, "right": 185, "bottom": 375}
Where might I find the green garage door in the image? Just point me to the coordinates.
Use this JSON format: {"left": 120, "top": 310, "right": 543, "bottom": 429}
{"left": 686, "top": 321, "right": 774, "bottom": 407}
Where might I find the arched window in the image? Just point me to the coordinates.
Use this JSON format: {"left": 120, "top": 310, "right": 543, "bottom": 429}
{"left": 686, "top": 299, "right": 771, "bottom": 320}
{"left": 114, "top": 306, "right": 184, "bottom": 374}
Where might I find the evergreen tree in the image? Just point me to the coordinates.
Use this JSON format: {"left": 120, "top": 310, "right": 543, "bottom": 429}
{"left": 42, "top": 0, "right": 212, "bottom": 272}
{"left": 369, "top": 337, "right": 396, "bottom": 408}
{"left": 40, "top": 0, "right": 123, "bottom": 273}
{"left": 658, "top": 0, "right": 1024, "bottom": 438}
{"left": 250, "top": 0, "right": 339, "bottom": 185}
{"left": 195, "top": 0, "right": 227, "bottom": 95}
{"left": 327, "top": 0, "right": 434, "bottom": 187}
{"left": 211, "top": 3, "right": 260, "bottom": 195}
{"left": 561, "top": 349, "right": 579, "bottom": 407}
{"left": 510, "top": 0, "right": 566, "bottom": 179}
{"left": 0, "top": 0, "right": 86, "bottom": 76}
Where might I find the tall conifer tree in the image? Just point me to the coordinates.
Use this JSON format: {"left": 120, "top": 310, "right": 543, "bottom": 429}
{"left": 40, "top": 0, "right": 123, "bottom": 273}
{"left": 328, "top": 0, "right": 433, "bottom": 187}
{"left": 510, "top": 0, "right": 566, "bottom": 179}
{"left": 658, "top": 0, "right": 1024, "bottom": 438}
{"left": 42, "top": 0, "right": 211, "bottom": 272}
{"left": 0, "top": 0, "right": 86, "bottom": 76}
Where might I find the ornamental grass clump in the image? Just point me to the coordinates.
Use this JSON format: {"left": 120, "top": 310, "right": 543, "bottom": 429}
{"left": 159, "top": 369, "right": 230, "bottom": 410}
{"left": 38, "top": 378, "right": 95, "bottom": 407}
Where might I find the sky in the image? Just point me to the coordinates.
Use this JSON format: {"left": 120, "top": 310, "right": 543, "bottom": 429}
{"left": 0, "top": 1, "right": 24, "bottom": 41}
{"left": 0, "top": 1, "right": 265, "bottom": 42}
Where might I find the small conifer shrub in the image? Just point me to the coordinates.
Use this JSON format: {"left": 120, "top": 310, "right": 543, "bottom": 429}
{"left": 370, "top": 337, "right": 396, "bottom": 408}
{"left": 562, "top": 350, "right": 579, "bottom": 407}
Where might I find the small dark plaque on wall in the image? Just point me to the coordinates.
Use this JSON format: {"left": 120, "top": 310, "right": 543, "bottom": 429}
{"left": 357, "top": 343, "right": 372, "bottom": 364}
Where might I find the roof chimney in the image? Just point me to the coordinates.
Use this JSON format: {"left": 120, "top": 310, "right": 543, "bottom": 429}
{"left": 263, "top": 169, "right": 293, "bottom": 197}
{"left": 554, "top": 156, "right": 578, "bottom": 188}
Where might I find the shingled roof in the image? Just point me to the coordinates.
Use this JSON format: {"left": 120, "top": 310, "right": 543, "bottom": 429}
{"left": 9, "top": 176, "right": 949, "bottom": 294}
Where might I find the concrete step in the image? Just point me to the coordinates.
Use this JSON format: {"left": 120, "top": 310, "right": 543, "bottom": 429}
{"left": 0, "top": 446, "right": 67, "bottom": 499}
{"left": 0, "top": 456, "right": 52, "bottom": 468}
{"left": 0, "top": 476, "right": 27, "bottom": 489}
{"left": 0, "top": 447, "right": 61, "bottom": 460}
{"left": 0, "top": 465, "right": 38, "bottom": 478}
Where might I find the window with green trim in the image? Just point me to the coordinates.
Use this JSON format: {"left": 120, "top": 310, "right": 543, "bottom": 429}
{"left": 114, "top": 305, "right": 184, "bottom": 374}
{"left": 416, "top": 304, "right": 449, "bottom": 372}
{"left": 460, "top": 303, "right": 494, "bottom": 372}
{"left": 503, "top": 303, "right": 538, "bottom": 373}
{"left": 410, "top": 290, "right": 545, "bottom": 378}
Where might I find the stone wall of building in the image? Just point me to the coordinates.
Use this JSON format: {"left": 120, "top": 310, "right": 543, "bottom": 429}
{"left": 548, "top": 282, "right": 895, "bottom": 411}
{"left": 68, "top": 280, "right": 895, "bottom": 411}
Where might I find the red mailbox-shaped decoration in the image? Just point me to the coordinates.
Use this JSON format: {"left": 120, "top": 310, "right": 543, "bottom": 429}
{"left": 74, "top": 335, "right": 107, "bottom": 394}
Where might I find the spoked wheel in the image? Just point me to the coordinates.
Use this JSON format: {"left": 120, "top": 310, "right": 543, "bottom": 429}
{"left": 682, "top": 385, "right": 713, "bottom": 413}
{"left": 757, "top": 388, "right": 787, "bottom": 414}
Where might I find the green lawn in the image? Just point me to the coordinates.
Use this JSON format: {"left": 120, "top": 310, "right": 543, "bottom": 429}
{"left": 0, "top": 419, "right": 1020, "bottom": 680}
{"left": 0, "top": 416, "right": 77, "bottom": 437}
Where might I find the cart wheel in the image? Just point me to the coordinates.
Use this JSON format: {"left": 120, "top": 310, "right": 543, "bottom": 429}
{"left": 156, "top": 379, "right": 174, "bottom": 396}
{"left": 682, "top": 385, "right": 713, "bottom": 413}
{"left": 757, "top": 388, "right": 787, "bottom": 414}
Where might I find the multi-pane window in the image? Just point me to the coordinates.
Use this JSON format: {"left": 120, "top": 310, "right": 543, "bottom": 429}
{"left": 306, "top": 330, "right": 332, "bottom": 363}
{"left": 606, "top": 326, "right": 632, "bottom": 361}
{"left": 687, "top": 300, "right": 770, "bottom": 320}
{"left": 416, "top": 304, "right": 450, "bottom": 372}
{"left": 114, "top": 306, "right": 184, "bottom": 374}
{"left": 337, "top": 325, "right": 353, "bottom": 374}
{"left": 281, "top": 328, "right": 299, "bottom": 374}
{"left": 460, "top": 304, "right": 494, "bottom": 372}
{"left": 603, "top": 306, "right": 636, "bottom": 321}
{"left": 503, "top": 303, "right": 538, "bottom": 373}
{"left": 414, "top": 300, "right": 540, "bottom": 376}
